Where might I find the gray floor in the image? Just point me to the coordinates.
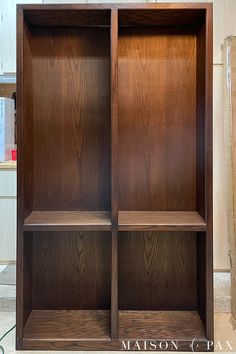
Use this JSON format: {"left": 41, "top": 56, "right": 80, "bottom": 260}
{"left": 214, "top": 272, "right": 231, "bottom": 312}
{"left": 0, "top": 265, "right": 234, "bottom": 353}
{"left": 0, "top": 265, "right": 16, "bottom": 286}
{"left": 0, "top": 265, "right": 15, "bottom": 313}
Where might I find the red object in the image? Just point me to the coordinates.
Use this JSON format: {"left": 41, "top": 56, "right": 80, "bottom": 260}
{"left": 11, "top": 149, "right": 17, "bottom": 161}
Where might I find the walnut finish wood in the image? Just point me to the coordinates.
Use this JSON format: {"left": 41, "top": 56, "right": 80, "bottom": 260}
{"left": 24, "top": 211, "right": 111, "bottom": 231}
{"left": 118, "top": 9, "right": 205, "bottom": 26}
{"left": 24, "top": 9, "right": 110, "bottom": 27}
{"left": 111, "top": 9, "right": 118, "bottom": 340}
{"left": 118, "top": 27, "right": 197, "bottom": 211}
{"left": 21, "top": 338, "right": 210, "bottom": 352}
{"left": 31, "top": 26, "right": 110, "bottom": 212}
{"left": 17, "top": 3, "right": 213, "bottom": 351}
{"left": 16, "top": 7, "right": 24, "bottom": 347}
{"left": 118, "top": 211, "right": 206, "bottom": 231}
{"left": 118, "top": 311, "right": 205, "bottom": 340}
{"left": 197, "top": 232, "right": 206, "bottom": 327}
{"left": 196, "top": 19, "right": 206, "bottom": 220}
{"left": 32, "top": 231, "right": 111, "bottom": 310}
{"left": 16, "top": 7, "right": 34, "bottom": 348}
{"left": 23, "top": 310, "right": 205, "bottom": 346}
{"left": 19, "top": 3, "right": 212, "bottom": 12}
{"left": 205, "top": 4, "right": 213, "bottom": 342}
{"left": 24, "top": 310, "right": 110, "bottom": 340}
{"left": 118, "top": 232, "right": 197, "bottom": 310}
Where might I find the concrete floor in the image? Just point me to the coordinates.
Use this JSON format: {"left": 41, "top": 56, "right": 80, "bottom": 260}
{"left": 0, "top": 267, "right": 235, "bottom": 354}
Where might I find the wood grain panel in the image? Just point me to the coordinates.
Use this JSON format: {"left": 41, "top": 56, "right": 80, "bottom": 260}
{"left": 118, "top": 9, "right": 205, "bottom": 26}
{"left": 24, "top": 211, "right": 111, "bottom": 231}
{"left": 24, "top": 310, "right": 110, "bottom": 340}
{"left": 32, "top": 231, "right": 111, "bottom": 310}
{"left": 23, "top": 235, "right": 33, "bottom": 327}
{"left": 16, "top": 9, "right": 34, "bottom": 348}
{"left": 118, "top": 232, "right": 197, "bottom": 310}
{"left": 196, "top": 20, "right": 206, "bottom": 219}
{"left": 22, "top": 20, "right": 34, "bottom": 219}
{"left": 18, "top": 3, "right": 211, "bottom": 11}
{"left": 16, "top": 6, "right": 24, "bottom": 347}
{"left": 111, "top": 9, "right": 118, "bottom": 340}
{"left": 197, "top": 232, "right": 206, "bottom": 327}
{"left": 119, "top": 310, "right": 205, "bottom": 340}
{"left": 118, "top": 27, "right": 197, "bottom": 211}
{"left": 31, "top": 27, "right": 111, "bottom": 211}
{"left": 24, "top": 9, "right": 110, "bottom": 27}
{"left": 21, "top": 338, "right": 209, "bottom": 352}
{"left": 118, "top": 211, "right": 206, "bottom": 231}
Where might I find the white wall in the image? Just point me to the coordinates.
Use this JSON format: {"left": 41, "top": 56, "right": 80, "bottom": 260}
{"left": 0, "top": 0, "right": 42, "bottom": 74}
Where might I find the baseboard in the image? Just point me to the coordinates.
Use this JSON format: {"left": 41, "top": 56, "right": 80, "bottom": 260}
{"left": 0, "top": 260, "right": 16, "bottom": 265}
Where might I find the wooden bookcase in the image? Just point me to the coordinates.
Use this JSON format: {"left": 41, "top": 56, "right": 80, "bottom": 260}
{"left": 16, "top": 3, "right": 213, "bottom": 351}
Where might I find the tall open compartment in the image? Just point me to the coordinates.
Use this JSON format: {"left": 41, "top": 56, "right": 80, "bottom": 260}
{"left": 117, "top": 7, "right": 213, "bottom": 351}
{"left": 17, "top": 6, "right": 112, "bottom": 349}
{"left": 17, "top": 3, "right": 213, "bottom": 351}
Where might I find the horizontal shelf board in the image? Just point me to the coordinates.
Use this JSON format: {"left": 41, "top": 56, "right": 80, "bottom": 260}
{"left": 24, "top": 310, "right": 110, "bottom": 341}
{"left": 118, "top": 211, "right": 206, "bottom": 231}
{"left": 21, "top": 337, "right": 209, "bottom": 352}
{"left": 118, "top": 310, "right": 206, "bottom": 340}
{"left": 21, "top": 310, "right": 207, "bottom": 351}
{"left": 24, "top": 211, "right": 111, "bottom": 231}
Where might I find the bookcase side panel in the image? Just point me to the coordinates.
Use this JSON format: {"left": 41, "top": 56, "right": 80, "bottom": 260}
{"left": 16, "top": 7, "right": 34, "bottom": 348}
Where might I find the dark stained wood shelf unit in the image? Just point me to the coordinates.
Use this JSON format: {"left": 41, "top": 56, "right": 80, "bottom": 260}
{"left": 24, "top": 310, "right": 110, "bottom": 341}
{"left": 118, "top": 211, "right": 206, "bottom": 231}
{"left": 17, "top": 3, "right": 213, "bottom": 351}
{"left": 24, "top": 211, "right": 111, "bottom": 231}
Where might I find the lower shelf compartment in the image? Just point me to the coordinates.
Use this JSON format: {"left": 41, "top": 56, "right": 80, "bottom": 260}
{"left": 24, "top": 310, "right": 110, "bottom": 341}
{"left": 118, "top": 310, "right": 205, "bottom": 340}
{"left": 21, "top": 310, "right": 208, "bottom": 351}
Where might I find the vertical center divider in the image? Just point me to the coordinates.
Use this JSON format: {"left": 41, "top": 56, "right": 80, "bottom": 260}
{"left": 111, "top": 9, "right": 118, "bottom": 340}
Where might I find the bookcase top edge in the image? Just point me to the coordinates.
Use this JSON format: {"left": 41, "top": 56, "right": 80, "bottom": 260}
{"left": 17, "top": 3, "right": 212, "bottom": 12}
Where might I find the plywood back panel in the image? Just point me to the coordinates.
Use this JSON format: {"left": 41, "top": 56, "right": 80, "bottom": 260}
{"left": 118, "top": 28, "right": 197, "bottom": 211}
{"left": 118, "top": 231, "right": 197, "bottom": 310}
{"left": 30, "top": 27, "right": 111, "bottom": 211}
{"left": 32, "top": 231, "right": 111, "bottom": 310}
